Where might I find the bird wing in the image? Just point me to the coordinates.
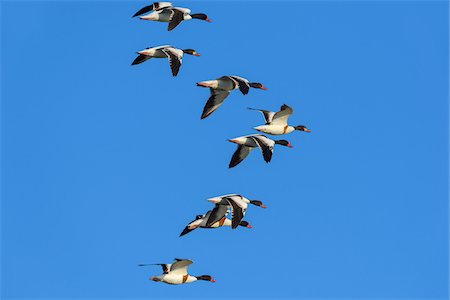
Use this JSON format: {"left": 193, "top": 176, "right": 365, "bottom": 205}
{"left": 270, "top": 104, "right": 294, "bottom": 126}
{"left": 205, "top": 204, "right": 229, "bottom": 227}
{"left": 167, "top": 9, "right": 185, "bottom": 31}
{"left": 229, "top": 144, "right": 253, "bottom": 168}
{"left": 138, "top": 263, "right": 171, "bottom": 274}
{"left": 169, "top": 259, "right": 193, "bottom": 275}
{"left": 152, "top": 45, "right": 173, "bottom": 50}
{"left": 229, "top": 76, "right": 250, "bottom": 95}
{"left": 249, "top": 135, "right": 274, "bottom": 163}
{"left": 179, "top": 217, "right": 203, "bottom": 237}
{"left": 224, "top": 197, "right": 246, "bottom": 229}
{"left": 201, "top": 88, "right": 230, "bottom": 119}
{"left": 172, "top": 7, "right": 191, "bottom": 14}
{"left": 131, "top": 54, "right": 152, "bottom": 66}
{"left": 162, "top": 48, "right": 183, "bottom": 77}
{"left": 247, "top": 107, "right": 275, "bottom": 124}
{"left": 132, "top": 2, "right": 173, "bottom": 17}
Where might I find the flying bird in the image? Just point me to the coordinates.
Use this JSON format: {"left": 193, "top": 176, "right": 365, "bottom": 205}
{"left": 179, "top": 210, "right": 252, "bottom": 237}
{"left": 249, "top": 104, "right": 311, "bottom": 135}
{"left": 206, "top": 194, "right": 266, "bottom": 229}
{"left": 139, "top": 258, "right": 215, "bottom": 284}
{"left": 131, "top": 45, "right": 200, "bottom": 77}
{"left": 132, "top": 2, "right": 212, "bottom": 31}
{"left": 196, "top": 76, "right": 268, "bottom": 119}
{"left": 206, "top": 194, "right": 267, "bottom": 229}
{"left": 228, "top": 134, "right": 292, "bottom": 168}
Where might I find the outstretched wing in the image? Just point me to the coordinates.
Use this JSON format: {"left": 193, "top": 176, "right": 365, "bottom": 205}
{"left": 229, "top": 76, "right": 250, "bottom": 95}
{"left": 162, "top": 48, "right": 183, "bottom": 76}
{"left": 168, "top": 9, "right": 185, "bottom": 31}
{"left": 132, "top": 2, "right": 173, "bottom": 17}
{"left": 169, "top": 259, "right": 193, "bottom": 275}
{"left": 249, "top": 135, "right": 274, "bottom": 163}
{"left": 205, "top": 204, "right": 229, "bottom": 227}
{"left": 138, "top": 263, "right": 171, "bottom": 274}
{"left": 131, "top": 54, "right": 151, "bottom": 65}
{"left": 271, "top": 104, "right": 294, "bottom": 126}
{"left": 179, "top": 217, "right": 202, "bottom": 237}
{"left": 224, "top": 197, "right": 246, "bottom": 229}
{"left": 229, "top": 145, "right": 252, "bottom": 168}
{"left": 201, "top": 88, "right": 230, "bottom": 119}
{"left": 247, "top": 107, "right": 275, "bottom": 124}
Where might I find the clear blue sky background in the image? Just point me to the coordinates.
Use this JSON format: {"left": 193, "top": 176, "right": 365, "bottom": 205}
{"left": 1, "top": 0, "right": 448, "bottom": 299}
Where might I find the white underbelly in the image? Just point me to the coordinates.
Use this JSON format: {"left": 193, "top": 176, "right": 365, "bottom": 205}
{"left": 254, "top": 125, "right": 293, "bottom": 135}
{"left": 162, "top": 274, "right": 197, "bottom": 284}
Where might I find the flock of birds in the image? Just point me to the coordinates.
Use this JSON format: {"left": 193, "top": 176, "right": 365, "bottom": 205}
{"left": 133, "top": 2, "right": 311, "bottom": 285}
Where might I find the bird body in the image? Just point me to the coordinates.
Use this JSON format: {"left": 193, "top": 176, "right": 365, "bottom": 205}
{"left": 206, "top": 194, "right": 266, "bottom": 229}
{"left": 133, "top": 2, "right": 211, "bottom": 31}
{"left": 253, "top": 124, "right": 295, "bottom": 135}
{"left": 151, "top": 273, "right": 198, "bottom": 284}
{"left": 228, "top": 134, "right": 292, "bottom": 168}
{"left": 249, "top": 104, "right": 311, "bottom": 135}
{"left": 131, "top": 45, "right": 200, "bottom": 76}
{"left": 197, "top": 76, "right": 267, "bottom": 119}
{"left": 179, "top": 209, "right": 251, "bottom": 236}
{"left": 140, "top": 259, "right": 215, "bottom": 285}
{"left": 136, "top": 45, "right": 174, "bottom": 58}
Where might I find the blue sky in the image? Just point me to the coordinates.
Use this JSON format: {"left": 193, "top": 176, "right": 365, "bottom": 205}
{"left": 1, "top": 0, "right": 448, "bottom": 299}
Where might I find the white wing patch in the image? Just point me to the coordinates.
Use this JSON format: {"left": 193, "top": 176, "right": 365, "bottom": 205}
{"left": 169, "top": 259, "right": 193, "bottom": 275}
{"left": 270, "top": 104, "right": 294, "bottom": 126}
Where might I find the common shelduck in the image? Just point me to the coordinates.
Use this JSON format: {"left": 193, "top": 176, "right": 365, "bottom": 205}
{"left": 131, "top": 45, "right": 200, "bottom": 77}
{"left": 179, "top": 210, "right": 252, "bottom": 236}
{"left": 206, "top": 194, "right": 266, "bottom": 228}
{"left": 132, "top": 2, "right": 212, "bottom": 31}
{"left": 139, "top": 258, "right": 215, "bottom": 285}
{"left": 227, "top": 134, "right": 292, "bottom": 168}
{"left": 249, "top": 104, "right": 311, "bottom": 135}
{"left": 196, "top": 76, "right": 267, "bottom": 119}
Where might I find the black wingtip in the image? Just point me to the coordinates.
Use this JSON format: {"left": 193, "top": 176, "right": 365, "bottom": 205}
{"left": 200, "top": 112, "right": 210, "bottom": 119}
{"left": 179, "top": 227, "right": 193, "bottom": 237}
{"left": 131, "top": 54, "right": 149, "bottom": 66}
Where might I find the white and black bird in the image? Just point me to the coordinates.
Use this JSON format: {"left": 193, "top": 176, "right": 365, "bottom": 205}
{"left": 196, "top": 76, "right": 268, "bottom": 119}
{"left": 205, "top": 194, "right": 266, "bottom": 229}
{"left": 131, "top": 45, "right": 200, "bottom": 77}
{"left": 132, "top": 2, "right": 212, "bottom": 31}
{"left": 228, "top": 134, "right": 292, "bottom": 168}
{"left": 139, "top": 258, "right": 215, "bottom": 285}
{"left": 179, "top": 210, "right": 252, "bottom": 237}
{"left": 249, "top": 104, "right": 311, "bottom": 135}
